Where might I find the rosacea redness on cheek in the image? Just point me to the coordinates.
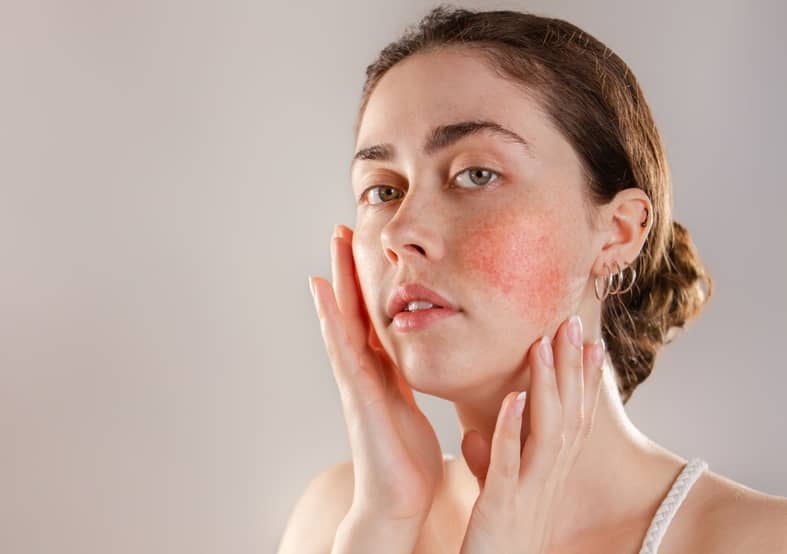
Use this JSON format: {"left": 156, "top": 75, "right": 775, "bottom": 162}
{"left": 459, "top": 207, "right": 568, "bottom": 328}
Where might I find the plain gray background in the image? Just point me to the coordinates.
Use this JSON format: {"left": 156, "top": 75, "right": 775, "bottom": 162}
{"left": 1, "top": 0, "right": 785, "bottom": 553}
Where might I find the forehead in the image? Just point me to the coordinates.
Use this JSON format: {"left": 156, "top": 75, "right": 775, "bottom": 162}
{"left": 355, "top": 48, "right": 568, "bottom": 167}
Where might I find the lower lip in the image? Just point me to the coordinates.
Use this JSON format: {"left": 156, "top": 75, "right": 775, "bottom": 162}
{"left": 391, "top": 307, "right": 459, "bottom": 332}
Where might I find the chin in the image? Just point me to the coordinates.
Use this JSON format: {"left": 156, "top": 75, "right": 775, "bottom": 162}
{"left": 399, "top": 343, "right": 532, "bottom": 399}
{"left": 394, "top": 351, "right": 488, "bottom": 399}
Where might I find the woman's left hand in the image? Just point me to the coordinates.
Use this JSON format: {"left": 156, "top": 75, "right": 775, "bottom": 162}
{"left": 458, "top": 315, "right": 606, "bottom": 554}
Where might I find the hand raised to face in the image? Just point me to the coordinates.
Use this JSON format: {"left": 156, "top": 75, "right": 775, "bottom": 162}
{"left": 459, "top": 314, "right": 606, "bottom": 554}
{"left": 309, "top": 224, "right": 445, "bottom": 527}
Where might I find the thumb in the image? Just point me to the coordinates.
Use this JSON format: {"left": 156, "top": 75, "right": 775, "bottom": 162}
{"left": 368, "top": 324, "right": 418, "bottom": 410}
{"left": 367, "top": 321, "right": 383, "bottom": 351}
{"left": 461, "top": 429, "right": 491, "bottom": 488}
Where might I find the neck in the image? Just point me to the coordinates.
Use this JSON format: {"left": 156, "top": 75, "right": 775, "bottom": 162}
{"left": 451, "top": 352, "right": 686, "bottom": 545}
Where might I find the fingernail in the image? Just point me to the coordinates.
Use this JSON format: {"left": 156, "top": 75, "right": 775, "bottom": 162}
{"left": 333, "top": 224, "right": 341, "bottom": 239}
{"left": 539, "top": 335, "right": 553, "bottom": 366}
{"left": 309, "top": 278, "right": 322, "bottom": 317}
{"left": 308, "top": 276, "right": 319, "bottom": 312}
{"left": 514, "top": 391, "right": 526, "bottom": 418}
{"left": 568, "top": 315, "right": 583, "bottom": 348}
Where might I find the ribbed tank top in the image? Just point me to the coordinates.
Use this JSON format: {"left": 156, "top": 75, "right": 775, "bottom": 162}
{"left": 441, "top": 453, "right": 708, "bottom": 554}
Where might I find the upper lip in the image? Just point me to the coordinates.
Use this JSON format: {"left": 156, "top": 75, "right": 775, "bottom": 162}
{"left": 386, "top": 282, "right": 459, "bottom": 319}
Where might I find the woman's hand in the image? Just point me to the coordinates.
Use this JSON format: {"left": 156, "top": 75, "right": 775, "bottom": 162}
{"left": 309, "top": 224, "right": 445, "bottom": 526}
{"left": 458, "top": 315, "right": 606, "bottom": 554}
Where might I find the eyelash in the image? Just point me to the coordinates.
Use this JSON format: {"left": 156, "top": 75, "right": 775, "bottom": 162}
{"left": 358, "top": 167, "right": 501, "bottom": 206}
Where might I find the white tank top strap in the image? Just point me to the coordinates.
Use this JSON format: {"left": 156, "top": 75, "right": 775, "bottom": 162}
{"left": 638, "top": 457, "right": 708, "bottom": 554}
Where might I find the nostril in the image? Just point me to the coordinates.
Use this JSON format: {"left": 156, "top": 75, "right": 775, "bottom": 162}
{"left": 405, "top": 243, "right": 427, "bottom": 256}
{"left": 384, "top": 248, "right": 399, "bottom": 264}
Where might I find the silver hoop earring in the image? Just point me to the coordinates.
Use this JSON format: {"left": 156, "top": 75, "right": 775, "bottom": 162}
{"left": 617, "top": 261, "right": 637, "bottom": 294}
{"left": 594, "top": 260, "right": 638, "bottom": 301}
{"left": 609, "top": 260, "right": 625, "bottom": 295}
{"left": 594, "top": 262, "right": 613, "bottom": 301}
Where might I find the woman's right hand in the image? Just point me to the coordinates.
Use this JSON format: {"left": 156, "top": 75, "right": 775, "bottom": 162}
{"left": 308, "top": 224, "right": 445, "bottom": 526}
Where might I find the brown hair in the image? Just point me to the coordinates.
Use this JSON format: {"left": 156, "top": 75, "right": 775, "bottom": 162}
{"left": 354, "top": 5, "right": 713, "bottom": 404}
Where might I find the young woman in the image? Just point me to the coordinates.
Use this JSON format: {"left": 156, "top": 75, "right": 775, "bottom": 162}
{"left": 281, "top": 6, "right": 787, "bottom": 554}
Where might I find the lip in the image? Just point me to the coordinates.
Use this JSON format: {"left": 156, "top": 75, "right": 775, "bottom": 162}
{"left": 391, "top": 307, "right": 459, "bottom": 332}
{"left": 386, "top": 282, "right": 460, "bottom": 321}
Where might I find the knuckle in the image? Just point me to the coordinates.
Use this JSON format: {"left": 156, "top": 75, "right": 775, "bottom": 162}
{"left": 582, "top": 419, "right": 593, "bottom": 440}
{"left": 506, "top": 415, "right": 522, "bottom": 438}
{"left": 568, "top": 411, "right": 584, "bottom": 434}
{"left": 550, "top": 432, "right": 566, "bottom": 454}
{"left": 584, "top": 417, "right": 597, "bottom": 439}
{"left": 471, "top": 497, "right": 496, "bottom": 530}
{"left": 499, "top": 458, "right": 518, "bottom": 478}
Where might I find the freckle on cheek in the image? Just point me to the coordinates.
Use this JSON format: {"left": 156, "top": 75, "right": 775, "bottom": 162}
{"left": 460, "top": 209, "right": 567, "bottom": 327}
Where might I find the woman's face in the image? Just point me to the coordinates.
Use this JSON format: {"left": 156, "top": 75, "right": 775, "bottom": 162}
{"left": 350, "top": 48, "right": 598, "bottom": 397}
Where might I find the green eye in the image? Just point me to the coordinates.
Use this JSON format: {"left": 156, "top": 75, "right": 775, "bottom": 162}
{"left": 455, "top": 167, "right": 499, "bottom": 188}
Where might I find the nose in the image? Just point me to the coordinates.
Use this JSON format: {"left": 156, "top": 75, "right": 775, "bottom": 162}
{"left": 379, "top": 189, "right": 445, "bottom": 266}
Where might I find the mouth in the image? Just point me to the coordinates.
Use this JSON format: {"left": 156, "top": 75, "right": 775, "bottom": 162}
{"left": 386, "top": 282, "right": 460, "bottom": 330}
{"left": 390, "top": 305, "right": 460, "bottom": 332}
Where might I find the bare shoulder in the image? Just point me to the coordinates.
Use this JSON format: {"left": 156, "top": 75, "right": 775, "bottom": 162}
{"left": 694, "top": 469, "right": 787, "bottom": 553}
{"left": 276, "top": 460, "right": 354, "bottom": 554}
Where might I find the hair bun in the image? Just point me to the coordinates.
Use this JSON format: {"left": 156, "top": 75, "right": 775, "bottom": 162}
{"left": 604, "top": 218, "right": 713, "bottom": 403}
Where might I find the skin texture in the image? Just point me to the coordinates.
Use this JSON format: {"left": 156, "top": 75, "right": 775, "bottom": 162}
{"left": 350, "top": 50, "right": 597, "bottom": 404}
{"left": 347, "top": 45, "right": 695, "bottom": 548}
{"left": 459, "top": 205, "right": 568, "bottom": 335}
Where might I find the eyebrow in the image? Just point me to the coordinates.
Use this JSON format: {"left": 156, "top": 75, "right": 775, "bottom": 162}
{"left": 350, "top": 119, "right": 533, "bottom": 170}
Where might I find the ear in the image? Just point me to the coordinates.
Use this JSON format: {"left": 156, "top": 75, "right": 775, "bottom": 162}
{"left": 592, "top": 188, "right": 653, "bottom": 276}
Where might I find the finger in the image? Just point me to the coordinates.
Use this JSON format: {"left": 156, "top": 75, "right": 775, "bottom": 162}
{"left": 331, "top": 227, "right": 389, "bottom": 375}
{"left": 519, "top": 336, "right": 563, "bottom": 481}
{"left": 367, "top": 320, "right": 384, "bottom": 352}
{"left": 335, "top": 223, "right": 355, "bottom": 246}
{"left": 333, "top": 225, "right": 418, "bottom": 408}
{"left": 336, "top": 224, "right": 378, "bottom": 347}
{"left": 310, "top": 276, "right": 384, "bottom": 412}
{"left": 582, "top": 338, "right": 606, "bottom": 438}
{"left": 552, "top": 315, "right": 584, "bottom": 442}
{"left": 381, "top": 346, "right": 419, "bottom": 409}
{"left": 330, "top": 225, "right": 368, "bottom": 350}
{"left": 485, "top": 390, "right": 526, "bottom": 496}
{"left": 366, "top": 332, "right": 417, "bottom": 409}
{"left": 335, "top": 225, "right": 371, "bottom": 334}
{"left": 311, "top": 275, "right": 408, "bottom": 470}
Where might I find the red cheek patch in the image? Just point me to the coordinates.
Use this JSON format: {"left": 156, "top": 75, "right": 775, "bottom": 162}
{"left": 459, "top": 206, "right": 569, "bottom": 329}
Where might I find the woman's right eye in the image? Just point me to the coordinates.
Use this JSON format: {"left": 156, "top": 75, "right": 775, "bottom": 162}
{"left": 362, "top": 185, "right": 403, "bottom": 205}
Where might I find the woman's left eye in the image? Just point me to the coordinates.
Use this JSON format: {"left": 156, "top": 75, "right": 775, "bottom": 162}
{"left": 454, "top": 167, "right": 500, "bottom": 188}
